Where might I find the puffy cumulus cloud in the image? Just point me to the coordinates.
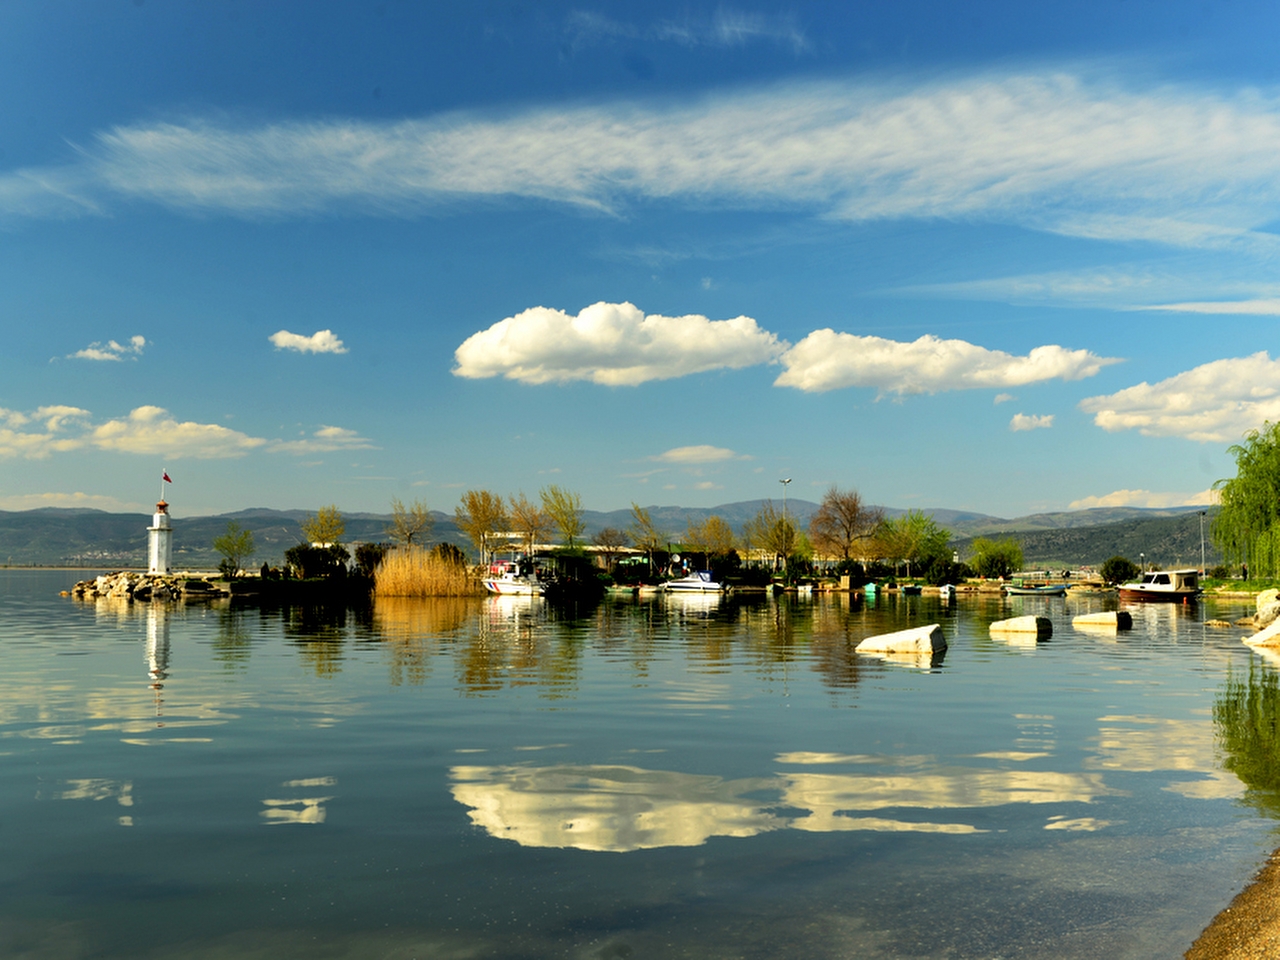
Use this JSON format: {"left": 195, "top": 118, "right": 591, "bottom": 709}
{"left": 269, "top": 329, "right": 347, "bottom": 354}
{"left": 68, "top": 335, "right": 147, "bottom": 361}
{"left": 654, "top": 445, "right": 742, "bottom": 463}
{"left": 11, "top": 70, "right": 1280, "bottom": 250}
{"left": 0, "top": 404, "right": 371, "bottom": 460}
{"left": 453, "top": 301, "right": 784, "bottom": 386}
{"left": 1010, "top": 413, "right": 1054, "bottom": 432}
{"left": 89, "top": 406, "right": 268, "bottom": 458}
{"left": 1069, "top": 489, "right": 1217, "bottom": 509}
{"left": 1079, "top": 352, "right": 1280, "bottom": 442}
{"left": 775, "top": 331, "right": 1118, "bottom": 395}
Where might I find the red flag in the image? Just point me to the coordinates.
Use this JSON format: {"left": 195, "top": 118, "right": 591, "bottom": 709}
{"left": 162, "top": 472, "right": 172, "bottom": 483}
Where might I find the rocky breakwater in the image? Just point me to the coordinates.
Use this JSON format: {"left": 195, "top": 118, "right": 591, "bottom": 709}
{"left": 65, "top": 571, "right": 229, "bottom": 602}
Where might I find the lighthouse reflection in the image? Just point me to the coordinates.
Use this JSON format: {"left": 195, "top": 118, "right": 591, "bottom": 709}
{"left": 146, "top": 604, "right": 170, "bottom": 722}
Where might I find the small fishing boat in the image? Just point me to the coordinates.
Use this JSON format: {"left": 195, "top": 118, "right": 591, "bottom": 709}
{"left": 901, "top": 584, "right": 923, "bottom": 596}
{"left": 1004, "top": 584, "right": 1068, "bottom": 597}
{"left": 482, "top": 558, "right": 546, "bottom": 596}
{"left": 1118, "top": 569, "right": 1200, "bottom": 602}
{"left": 661, "top": 571, "right": 724, "bottom": 593}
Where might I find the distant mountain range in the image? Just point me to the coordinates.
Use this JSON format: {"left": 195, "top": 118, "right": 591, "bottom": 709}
{"left": 0, "top": 501, "right": 1218, "bottom": 570}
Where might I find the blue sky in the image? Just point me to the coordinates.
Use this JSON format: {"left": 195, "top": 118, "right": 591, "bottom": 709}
{"left": 3, "top": 0, "right": 1279, "bottom": 519}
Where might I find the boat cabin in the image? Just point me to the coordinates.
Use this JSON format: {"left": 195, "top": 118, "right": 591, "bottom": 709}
{"left": 1136, "top": 569, "right": 1199, "bottom": 591}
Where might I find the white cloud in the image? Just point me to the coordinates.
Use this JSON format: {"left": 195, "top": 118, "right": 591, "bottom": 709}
{"left": 0, "top": 404, "right": 371, "bottom": 459}
{"left": 269, "top": 426, "right": 376, "bottom": 454}
{"left": 453, "top": 301, "right": 784, "bottom": 386}
{"left": 68, "top": 335, "right": 147, "bottom": 361}
{"left": 1010, "top": 413, "right": 1054, "bottom": 431}
{"left": 8, "top": 70, "right": 1280, "bottom": 250}
{"left": 993, "top": 393, "right": 1015, "bottom": 405}
{"left": 269, "top": 329, "right": 348, "bottom": 354}
{"left": 1069, "top": 489, "right": 1216, "bottom": 509}
{"left": 567, "top": 9, "right": 808, "bottom": 53}
{"left": 1136, "top": 299, "right": 1280, "bottom": 316}
{"left": 775, "top": 331, "right": 1118, "bottom": 395}
{"left": 654, "top": 445, "right": 741, "bottom": 464}
{"left": 1079, "top": 352, "right": 1280, "bottom": 442}
{"left": 89, "top": 406, "right": 268, "bottom": 458}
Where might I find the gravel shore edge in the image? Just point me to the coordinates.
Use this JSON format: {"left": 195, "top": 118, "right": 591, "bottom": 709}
{"left": 1186, "top": 848, "right": 1280, "bottom": 959}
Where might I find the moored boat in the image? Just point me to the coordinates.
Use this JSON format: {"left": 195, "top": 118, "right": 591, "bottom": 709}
{"left": 1004, "top": 584, "right": 1068, "bottom": 597}
{"left": 660, "top": 571, "right": 724, "bottom": 593}
{"left": 482, "top": 558, "right": 546, "bottom": 596}
{"left": 1118, "top": 569, "right": 1200, "bottom": 602}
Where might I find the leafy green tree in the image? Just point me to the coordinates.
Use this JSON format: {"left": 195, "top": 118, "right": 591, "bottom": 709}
{"left": 1100, "top": 555, "right": 1140, "bottom": 586}
{"left": 970, "top": 537, "right": 1024, "bottom": 579}
{"left": 212, "top": 521, "right": 255, "bottom": 579}
{"left": 745, "top": 501, "right": 797, "bottom": 571}
{"left": 1214, "top": 421, "right": 1280, "bottom": 578}
{"left": 301, "top": 505, "right": 345, "bottom": 545}
{"left": 875, "top": 510, "right": 950, "bottom": 579}
{"left": 284, "top": 543, "right": 349, "bottom": 579}
{"left": 684, "top": 515, "right": 736, "bottom": 557}
{"left": 541, "top": 485, "right": 585, "bottom": 548}
{"left": 455, "top": 490, "right": 508, "bottom": 564}
{"left": 386, "top": 498, "right": 432, "bottom": 547}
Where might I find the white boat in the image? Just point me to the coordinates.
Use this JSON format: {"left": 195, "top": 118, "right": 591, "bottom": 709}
{"left": 1118, "top": 569, "right": 1200, "bottom": 602}
{"left": 482, "top": 559, "right": 546, "bottom": 596}
{"left": 660, "top": 571, "right": 724, "bottom": 593}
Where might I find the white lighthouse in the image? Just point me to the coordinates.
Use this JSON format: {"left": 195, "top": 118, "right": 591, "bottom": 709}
{"left": 147, "top": 500, "right": 173, "bottom": 575}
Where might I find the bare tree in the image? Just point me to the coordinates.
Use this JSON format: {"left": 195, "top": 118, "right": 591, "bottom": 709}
{"left": 809, "top": 486, "right": 884, "bottom": 563}
{"left": 301, "top": 505, "right": 345, "bottom": 545}
{"left": 455, "top": 490, "right": 508, "bottom": 565}
{"left": 541, "top": 485, "right": 585, "bottom": 548}
{"left": 628, "top": 503, "right": 664, "bottom": 577}
{"left": 509, "top": 492, "right": 552, "bottom": 555}
{"left": 386, "top": 497, "right": 433, "bottom": 547}
{"left": 592, "top": 527, "right": 629, "bottom": 571}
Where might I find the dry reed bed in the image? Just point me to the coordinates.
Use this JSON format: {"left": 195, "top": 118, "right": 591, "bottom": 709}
{"left": 374, "top": 547, "right": 485, "bottom": 597}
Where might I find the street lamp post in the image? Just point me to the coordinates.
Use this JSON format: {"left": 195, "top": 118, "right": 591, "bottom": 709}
{"left": 1140, "top": 552, "right": 1145, "bottom": 573}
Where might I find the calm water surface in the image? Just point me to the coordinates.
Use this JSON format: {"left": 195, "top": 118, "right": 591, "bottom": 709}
{"left": 2, "top": 570, "right": 1278, "bottom": 959}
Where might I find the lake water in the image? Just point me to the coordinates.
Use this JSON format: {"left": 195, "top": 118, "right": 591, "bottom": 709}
{"left": 2, "top": 569, "right": 1279, "bottom": 959}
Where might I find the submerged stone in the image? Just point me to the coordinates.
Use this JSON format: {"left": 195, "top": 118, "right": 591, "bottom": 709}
{"left": 855, "top": 623, "right": 947, "bottom": 654}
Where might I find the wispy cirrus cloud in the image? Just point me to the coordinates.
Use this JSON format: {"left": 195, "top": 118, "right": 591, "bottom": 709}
{"left": 1079, "top": 352, "right": 1280, "bottom": 442}
{"left": 7, "top": 70, "right": 1280, "bottom": 251}
{"left": 0, "top": 405, "right": 372, "bottom": 459}
{"left": 1135, "top": 299, "right": 1280, "bottom": 316}
{"left": 775, "top": 331, "right": 1118, "bottom": 395}
{"left": 453, "top": 301, "right": 783, "bottom": 386}
{"left": 566, "top": 8, "right": 809, "bottom": 53}
{"left": 269, "top": 329, "right": 348, "bottom": 354}
{"left": 1069, "top": 488, "right": 1216, "bottom": 509}
{"left": 66, "top": 335, "right": 147, "bottom": 362}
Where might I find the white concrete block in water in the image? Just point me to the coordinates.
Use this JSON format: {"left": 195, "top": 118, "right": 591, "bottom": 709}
{"left": 1245, "top": 618, "right": 1280, "bottom": 647}
{"left": 856, "top": 623, "right": 947, "bottom": 654}
{"left": 1072, "top": 612, "right": 1133, "bottom": 630}
{"left": 990, "top": 616, "right": 1052, "bottom": 637}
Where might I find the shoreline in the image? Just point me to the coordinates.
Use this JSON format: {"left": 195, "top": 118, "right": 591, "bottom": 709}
{"left": 1186, "top": 847, "right": 1280, "bottom": 958}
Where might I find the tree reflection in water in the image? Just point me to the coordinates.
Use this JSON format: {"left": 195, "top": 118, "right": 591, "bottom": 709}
{"left": 355, "top": 595, "right": 875, "bottom": 696}
{"left": 1215, "top": 659, "right": 1280, "bottom": 817}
